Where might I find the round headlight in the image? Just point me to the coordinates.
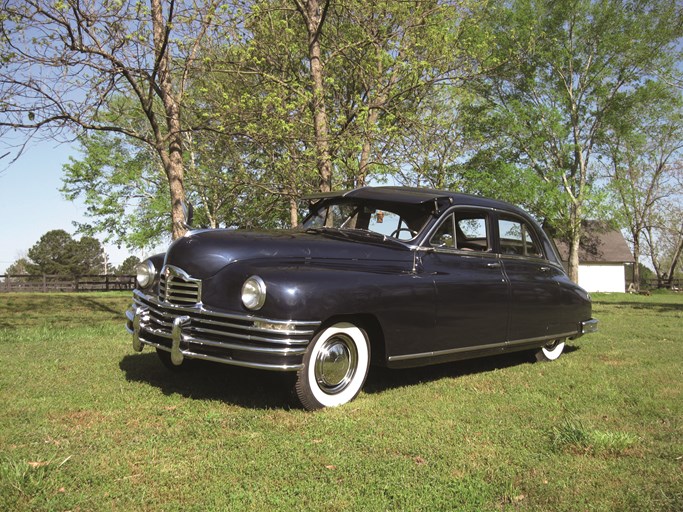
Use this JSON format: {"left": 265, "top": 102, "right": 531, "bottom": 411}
{"left": 135, "top": 260, "right": 156, "bottom": 288}
{"left": 241, "top": 276, "right": 266, "bottom": 310}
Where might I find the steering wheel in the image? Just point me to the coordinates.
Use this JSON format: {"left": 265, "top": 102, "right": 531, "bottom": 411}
{"left": 390, "top": 227, "right": 417, "bottom": 239}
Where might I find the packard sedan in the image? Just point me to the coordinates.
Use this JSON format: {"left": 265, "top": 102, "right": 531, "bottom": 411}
{"left": 126, "top": 187, "right": 597, "bottom": 410}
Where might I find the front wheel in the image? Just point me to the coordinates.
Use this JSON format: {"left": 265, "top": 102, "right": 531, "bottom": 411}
{"left": 535, "top": 339, "right": 565, "bottom": 362}
{"left": 295, "top": 322, "right": 370, "bottom": 411}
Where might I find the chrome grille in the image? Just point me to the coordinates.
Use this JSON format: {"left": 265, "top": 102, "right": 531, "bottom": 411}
{"left": 159, "top": 266, "right": 201, "bottom": 306}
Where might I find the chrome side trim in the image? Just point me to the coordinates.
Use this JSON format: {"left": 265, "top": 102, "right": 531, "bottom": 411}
{"left": 387, "top": 331, "right": 579, "bottom": 363}
{"left": 507, "top": 331, "right": 578, "bottom": 346}
{"left": 388, "top": 340, "right": 507, "bottom": 362}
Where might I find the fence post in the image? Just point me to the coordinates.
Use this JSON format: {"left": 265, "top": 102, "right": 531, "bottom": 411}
{"left": 43, "top": 274, "right": 47, "bottom": 293}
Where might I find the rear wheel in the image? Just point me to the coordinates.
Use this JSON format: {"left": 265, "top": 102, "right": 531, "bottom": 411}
{"left": 295, "top": 322, "right": 370, "bottom": 411}
{"left": 535, "top": 339, "right": 565, "bottom": 362}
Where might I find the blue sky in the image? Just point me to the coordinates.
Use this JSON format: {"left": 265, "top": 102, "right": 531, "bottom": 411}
{"left": 0, "top": 137, "right": 150, "bottom": 274}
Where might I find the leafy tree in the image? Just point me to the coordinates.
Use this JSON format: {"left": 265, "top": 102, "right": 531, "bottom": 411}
{"left": 25, "top": 230, "right": 105, "bottom": 276}
{"left": 0, "top": 0, "right": 232, "bottom": 239}
{"left": 116, "top": 256, "right": 141, "bottom": 276}
{"left": 5, "top": 257, "right": 30, "bottom": 276}
{"left": 323, "top": 0, "right": 479, "bottom": 188}
{"left": 61, "top": 0, "right": 485, "bottom": 240}
{"left": 463, "top": 0, "right": 683, "bottom": 282}
{"left": 644, "top": 208, "right": 683, "bottom": 287}
{"left": 62, "top": 125, "right": 171, "bottom": 250}
{"left": 602, "top": 82, "right": 683, "bottom": 290}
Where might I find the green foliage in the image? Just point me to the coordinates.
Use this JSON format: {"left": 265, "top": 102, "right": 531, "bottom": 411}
{"left": 601, "top": 79, "right": 683, "bottom": 281}
{"left": 460, "top": 0, "right": 683, "bottom": 274}
{"left": 25, "top": 230, "right": 105, "bottom": 276}
{"left": 8, "top": 0, "right": 678, "bottom": 263}
{"left": 115, "top": 256, "right": 140, "bottom": 276}
{"left": 61, "top": 128, "right": 170, "bottom": 250}
{"left": 61, "top": 0, "right": 489, "bottom": 243}
{"left": 4, "top": 257, "right": 30, "bottom": 275}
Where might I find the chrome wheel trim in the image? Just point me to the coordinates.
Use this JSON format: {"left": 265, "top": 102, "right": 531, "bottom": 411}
{"left": 314, "top": 334, "right": 358, "bottom": 394}
{"left": 303, "top": 323, "right": 370, "bottom": 408}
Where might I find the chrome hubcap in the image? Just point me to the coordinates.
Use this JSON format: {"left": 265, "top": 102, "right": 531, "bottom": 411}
{"left": 314, "top": 334, "right": 358, "bottom": 394}
{"left": 544, "top": 339, "right": 560, "bottom": 351}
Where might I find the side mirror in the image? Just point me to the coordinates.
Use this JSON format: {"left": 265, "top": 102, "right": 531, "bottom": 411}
{"left": 181, "top": 200, "right": 194, "bottom": 229}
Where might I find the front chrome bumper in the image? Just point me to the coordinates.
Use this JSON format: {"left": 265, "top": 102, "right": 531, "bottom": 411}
{"left": 126, "top": 289, "right": 320, "bottom": 371}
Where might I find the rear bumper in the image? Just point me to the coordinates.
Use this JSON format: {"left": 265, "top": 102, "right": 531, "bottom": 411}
{"left": 578, "top": 318, "right": 599, "bottom": 336}
{"left": 126, "top": 289, "right": 319, "bottom": 371}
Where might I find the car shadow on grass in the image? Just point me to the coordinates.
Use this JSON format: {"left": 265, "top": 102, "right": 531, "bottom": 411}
{"left": 364, "top": 344, "right": 580, "bottom": 395}
{"left": 120, "top": 345, "right": 580, "bottom": 410}
{"left": 593, "top": 300, "right": 683, "bottom": 314}
{"left": 119, "top": 352, "right": 299, "bottom": 409}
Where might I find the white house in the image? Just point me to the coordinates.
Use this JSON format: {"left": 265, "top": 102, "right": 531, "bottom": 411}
{"left": 553, "top": 221, "right": 635, "bottom": 293}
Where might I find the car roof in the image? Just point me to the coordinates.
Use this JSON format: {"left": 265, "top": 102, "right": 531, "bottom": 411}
{"left": 304, "top": 186, "right": 529, "bottom": 215}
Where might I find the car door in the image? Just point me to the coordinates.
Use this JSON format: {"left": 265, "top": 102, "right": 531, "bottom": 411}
{"left": 420, "top": 209, "right": 509, "bottom": 353}
{"left": 497, "top": 214, "right": 573, "bottom": 342}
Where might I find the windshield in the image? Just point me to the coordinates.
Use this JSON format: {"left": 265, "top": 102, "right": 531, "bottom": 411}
{"left": 302, "top": 199, "right": 432, "bottom": 241}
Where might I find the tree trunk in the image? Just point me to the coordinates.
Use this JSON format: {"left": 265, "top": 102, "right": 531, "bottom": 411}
{"left": 358, "top": 107, "right": 380, "bottom": 187}
{"left": 290, "top": 197, "right": 299, "bottom": 228}
{"left": 632, "top": 237, "right": 641, "bottom": 292}
{"left": 568, "top": 231, "right": 581, "bottom": 284}
{"left": 166, "top": 141, "right": 187, "bottom": 240}
{"left": 152, "top": 0, "right": 186, "bottom": 240}
{"left": 665, "top": 221, "right": 683, "bottom": 288}
{"left": 298, "top": 0, "right": 333, "bottom": 193}
{"left": 567, "top": 205, "right": 582, "bottom": 284}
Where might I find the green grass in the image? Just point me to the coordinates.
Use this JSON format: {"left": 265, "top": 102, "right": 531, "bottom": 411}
{"left": 0, "top": 291, "right": 681, "bottom": 511}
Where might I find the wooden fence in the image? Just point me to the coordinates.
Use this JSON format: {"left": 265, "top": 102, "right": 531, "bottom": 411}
{"left": 640, "top": 278, "right": 682, "bottom": 291}
{"left": 0, "top": 274, "right": 135, "bottom": 293}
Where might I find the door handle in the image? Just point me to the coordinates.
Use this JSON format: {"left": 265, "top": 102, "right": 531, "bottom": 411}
{"left": 540, "top": 266, "right": 550, "bottom": 272}
{"left": 486, "top": 262, "right": 501, "bottom": 269}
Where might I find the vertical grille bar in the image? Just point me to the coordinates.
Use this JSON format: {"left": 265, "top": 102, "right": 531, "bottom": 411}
{"left": 159, "top": 266, "right": 201, "bottom": 306}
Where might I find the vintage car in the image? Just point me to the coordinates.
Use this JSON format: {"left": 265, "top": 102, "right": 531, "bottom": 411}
{"left": 126, "top": 186, "right": 597, "bottom": 410}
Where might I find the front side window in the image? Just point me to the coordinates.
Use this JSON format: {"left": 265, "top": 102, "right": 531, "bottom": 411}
{"left": 430, "top": 212, "right": 490, "bottom": 251}
{"left": 498, "top": 217, "right": 543, "bottom": 257}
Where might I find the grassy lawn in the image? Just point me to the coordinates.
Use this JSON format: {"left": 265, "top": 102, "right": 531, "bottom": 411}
{"left": 0, "top": 291, "right": 681, "bottom": 511}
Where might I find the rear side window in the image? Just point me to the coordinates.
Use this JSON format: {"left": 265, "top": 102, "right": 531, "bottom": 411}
{"left": 498, "top": 217, "right": 543, "bottom": 258}
{"left": 430, "top": 212, "right": 490, "bottom": 252}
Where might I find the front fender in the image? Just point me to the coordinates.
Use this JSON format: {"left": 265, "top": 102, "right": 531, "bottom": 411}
{"left": 200, "top": 260, "right": 436, "bottom": 359}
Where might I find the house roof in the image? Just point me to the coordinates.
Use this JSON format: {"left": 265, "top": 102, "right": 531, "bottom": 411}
{"left": 552, "top": 221, "right": 635, "bottom": 264}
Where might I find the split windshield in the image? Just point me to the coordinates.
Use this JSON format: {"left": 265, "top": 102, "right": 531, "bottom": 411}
{"left": 302, "top": 199, "right": 432, "bottom": 241}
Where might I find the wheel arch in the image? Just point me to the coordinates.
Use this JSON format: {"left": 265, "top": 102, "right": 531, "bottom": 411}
{"left": 318, "top": 313, "right": 386, "bottom": 366}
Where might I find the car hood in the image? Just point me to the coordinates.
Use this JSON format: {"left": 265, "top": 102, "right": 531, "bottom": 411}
{"left": 163, "top": 228, "right": 409, "bottom": 279}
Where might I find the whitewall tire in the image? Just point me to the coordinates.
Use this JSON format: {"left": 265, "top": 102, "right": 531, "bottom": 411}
{"left": 295, "top": 322, "right": 370, "bottom": 410}
{"left": 535, "top": 339, "right": 565, "bottom": 362}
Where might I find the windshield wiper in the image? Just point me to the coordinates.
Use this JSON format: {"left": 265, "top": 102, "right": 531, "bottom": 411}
{"left": 305, "top": 227, "right": 351, "bottom": 239}
{"left": 307, "top": 227, "right": 407, "bottom": 247}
